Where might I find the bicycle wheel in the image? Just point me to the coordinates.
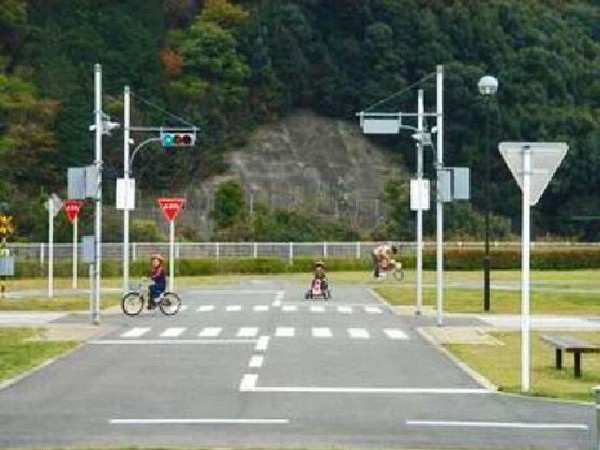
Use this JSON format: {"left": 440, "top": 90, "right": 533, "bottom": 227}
{"left": 392, "top": 263, "right": 405, "bottom": 282}
{"left": 159, "top": 292, "right": 181, "bottom": 316}
{"left": 122, "top": 292, "right": 144, "bottom": 316}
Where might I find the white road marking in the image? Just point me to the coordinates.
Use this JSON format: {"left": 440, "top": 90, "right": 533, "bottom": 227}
{"left": 248, "top": 355, "right": 264, "bottom": 368}
{"left": 110, "top": 418, "right": 288, "bottom": 425}
{"left": 244, "top": 386, "right": 491, "bottom": 394}
{"left": 272, "top": 300, "right": 282, "bottom": 307}
{"left": 384, "top": 329, "right": 409, "bottom": 340}
{"left": 282, "top": 305, "right": 297, "bottom": 312}
{"left": 121, "top": 327, "right": 150, "bottom": 338}
{"left": 197, "top": 305, "right": 215, "bottom": 312}
{"left": 179, "top": 305, "right": 188, "bottom": 312}
{"left": 348, "top": 328, "right": 370, "bottom": 339}
{"left": 364, "top": 306, "right": 382, "bottom": 314}
{"left": 337, "top": 306, "right": 353, "bottom": 314}
{"left": 310, "top": 306, "right": 325, "bottom": 313}
{"left": 255, "top": 336, "right": 270, "bottom": 351}
{"left": 312, "top": 327, "right": 332, "bottom": 338}
{"left": 226, "top": 305, "right": 242, "bottom": 312}
{"left": 253, "top": 305, "right": 269, "bottom": 312}
{"left": 240, "top": 374, "right": 259, "bottom": 390}
{"left": 90, "top": 339, "right": 256, "bottom": 345}
{"left": 275, "top": 327, "right": 295, "bottom": 337}
{"left": 237, "top": 327, "right": 259, "bottom": 338}
{"left": 406, "top": 420, "right": 588, "bottom": 430}
{"left": 160, "top": 327, "right": 186, "bottom": 337}
{"left": 198, "top": 327, "right": 222, "bottom": 337}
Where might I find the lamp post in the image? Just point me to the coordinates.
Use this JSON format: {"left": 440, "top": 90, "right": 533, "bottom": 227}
{"left": 478, "top": 75, "right": 498, "bottom": 312}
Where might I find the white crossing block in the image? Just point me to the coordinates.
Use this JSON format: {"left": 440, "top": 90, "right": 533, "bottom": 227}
{"left": 275, "top": 327, "right": 295, "bottom": 337}
{"left": 384, "top": 329, "right": 409, "bottom": 340}
{"left": 197, "top": 305, "right": 215, "bottom": 312}
{"left": 364, "top": 306, "right": 383, "bottom": 314}
{"left": 248, "top": 355, "right": 264, "bottom": 368}
{"left": 253, "top": 305, "right": 269, "bottom": 312}
{"left": 121, "top": 327, "right": 150, "bottom": 338}
{"left": 282, "top": 305, "right": 297, "bottom": 312}
{"left": 160, "top": 327, "right": 186, "bottom": 337}
{"left": 310, "top": 305, "right": 325, "bottom": 313}
{"left": 198, "top": 327, "right": 222, "bottom": 337}
{"left": 337, "top": 306, "right": 353, "bottom": 314}
{"left": 312, "top": 327, "right": 332, "bottom": 338}
{"left": 348, "top": 328, "right": 370, "bottom": 339}
{"left": 237, "top": 327, "right": 259, "bottom": 338}
{"left": 226, "top": 305, "right": 242, "bottom": 312}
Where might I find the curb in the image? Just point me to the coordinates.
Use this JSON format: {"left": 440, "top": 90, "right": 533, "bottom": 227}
{"left": 0, "top": 324, "right": 113, "bottom": 392}
{"left": 415, "top": 327, "right": 498, "bottom": 392}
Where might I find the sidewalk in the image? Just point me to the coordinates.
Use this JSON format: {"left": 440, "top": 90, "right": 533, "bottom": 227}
{"left": 2, "top": 287, "right": 121, "bottom": 299}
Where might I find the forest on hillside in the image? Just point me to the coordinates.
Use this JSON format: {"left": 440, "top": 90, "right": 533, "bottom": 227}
{"left": 0, "top": 0, "right": 599, "bottom": 241}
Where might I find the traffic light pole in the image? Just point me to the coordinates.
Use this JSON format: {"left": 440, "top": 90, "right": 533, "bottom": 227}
{"left": 123, "top": 86, "right": 131, "bottom": 294}
{"left": 93, "top": 63, "right": 102, "bottom": 325}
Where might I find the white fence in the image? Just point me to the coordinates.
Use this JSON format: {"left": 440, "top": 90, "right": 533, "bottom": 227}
{"left": 6, "top": 241, "right": 600, "bottom": 264}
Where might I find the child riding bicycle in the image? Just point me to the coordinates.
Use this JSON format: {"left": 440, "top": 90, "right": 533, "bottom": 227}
{"left": 149, "top": 254, "right": 166, "bottom": 309}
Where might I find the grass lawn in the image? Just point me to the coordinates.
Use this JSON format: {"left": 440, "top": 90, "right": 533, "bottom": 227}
{"left": 0, "top": 294, "right": 121, "bottom": 311}
{"left": 374, "top": 284, "right": 600, "bottom": 315}
{"left": 0, "top": 328, "right": 78, "bottom": 382}
{"left": 445, "top": 331, "right": 600, "bottom": 402}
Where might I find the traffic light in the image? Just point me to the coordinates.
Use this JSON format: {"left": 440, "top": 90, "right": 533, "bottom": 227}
{"left": 160, "top": 130, "right": 196, "bottom": 147}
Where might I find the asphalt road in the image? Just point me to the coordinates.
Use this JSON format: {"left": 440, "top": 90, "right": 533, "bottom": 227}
{"left": 0, "top": 281, "right": 595, "bottom": 449}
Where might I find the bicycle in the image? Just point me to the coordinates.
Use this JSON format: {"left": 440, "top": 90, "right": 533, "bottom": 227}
{"left": 121, "top": 278, "right": 182, "bottom": 316}
{"left": 377, "top": 259, "right": 405, "bottom": 282}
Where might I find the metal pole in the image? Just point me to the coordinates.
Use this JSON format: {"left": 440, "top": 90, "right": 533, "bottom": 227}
{"left": 415, "top": 89, "right": 424, "bottom": 316}
{"left": 123, "top": 85, "right": 131, "bottom": 294}
{"left": 89, "top": 264, "right": 93, "bottom": 318}
{"left": 93, "top": 63, "right": 102, "bottom": 325}
{"left": 169, "top": 219, "right": 175, "bottom": 292}
{"left": 483, "top": 97, "right": 491, "bottom": 311}
{"left": 521, "top": 144, "right": 531, "bottom": 392}
{"left": 593, "top": 385, "right": 600, "bottom": 450}
{"left": 436, "top": 64, "right": 444, "bottom": 326}
{"left": 72, "top": 215, "right": 78, "bottom": 289}
{"left": 48, "top": 199, "right": 54, "bottom": 298}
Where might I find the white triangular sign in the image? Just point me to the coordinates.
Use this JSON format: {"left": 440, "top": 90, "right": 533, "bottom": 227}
{"left": 499, "top": 142, "right": 568, "bottom": 206}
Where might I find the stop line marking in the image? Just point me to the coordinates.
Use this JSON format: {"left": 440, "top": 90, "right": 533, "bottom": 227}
{"left": 110, "top": 418, "right": 289, "bottom": 425}
{"left": 405, "top": 420, "right": 588, "bottom": 430}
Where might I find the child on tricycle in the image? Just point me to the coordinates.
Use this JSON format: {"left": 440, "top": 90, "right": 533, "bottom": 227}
{"left": 305, "top": 260, "right": 332, "bottom": 300}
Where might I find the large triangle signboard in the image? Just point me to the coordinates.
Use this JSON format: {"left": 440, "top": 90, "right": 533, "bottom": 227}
{"left": 157, "top": 197, "right": 185, "bottom": 222}
{"left": 499, "top": 142, "right": 568, "bottom": 206}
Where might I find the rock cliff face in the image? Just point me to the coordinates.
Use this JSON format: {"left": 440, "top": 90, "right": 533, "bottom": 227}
{"left": 177, "top": 111, "right": 408, "bottom": 238}
{"left": 224, "top": 110, "right": 406, "bottom": 222}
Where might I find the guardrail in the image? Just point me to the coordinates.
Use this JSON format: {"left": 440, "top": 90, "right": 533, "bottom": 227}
{"left": 5, "top": 241, "right": 600, "bottom": 264}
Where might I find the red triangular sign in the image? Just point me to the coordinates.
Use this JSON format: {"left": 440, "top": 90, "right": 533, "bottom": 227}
{"left": 157, "top": 197, "right": 185, "bottom": 222}
{"left": 63, "top": 199, "right": 84, "bottom": 223}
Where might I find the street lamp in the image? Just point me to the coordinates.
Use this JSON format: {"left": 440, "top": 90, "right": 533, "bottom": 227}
{"left": 478, "top": 75, "right": 498, "bottom": 312}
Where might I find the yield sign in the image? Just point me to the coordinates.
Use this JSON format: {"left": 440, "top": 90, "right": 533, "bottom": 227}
{"left": 63, "top": 200, "right": 84, "bottom": 223}
{"left": 157, "top": 197, "right": 185, "bottom": 222}
{"left": 499, "top": 142, "right": 568, "bottom": 206}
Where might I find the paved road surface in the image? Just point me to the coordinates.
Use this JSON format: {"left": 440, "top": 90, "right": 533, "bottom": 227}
{"left": 0, "top": 283, "right": 594, "bottom": 449}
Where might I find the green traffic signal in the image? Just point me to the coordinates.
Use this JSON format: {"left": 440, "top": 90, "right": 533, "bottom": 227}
{"left": 160, "top": 131, "right": 195, "bottom": 147}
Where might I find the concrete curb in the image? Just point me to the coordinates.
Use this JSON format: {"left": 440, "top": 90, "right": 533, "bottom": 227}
{"left": 0, "top": 324, "right": 113, "bottom": 392}
{"left": 416, "top": 327, "right": 499, "bottom": 392}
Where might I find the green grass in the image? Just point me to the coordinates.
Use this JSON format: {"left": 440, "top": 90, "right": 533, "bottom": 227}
{"left": 0, "top": 328, "right": 78, "bottom": 382}
{"left": 0, "top": 294, "right": 121, "bottom": 311}
{"left": 446, "top": 331, "right": 600, "bottom": 402}
{"left": 374, "top": 284, "right": 600, "bottom": 315}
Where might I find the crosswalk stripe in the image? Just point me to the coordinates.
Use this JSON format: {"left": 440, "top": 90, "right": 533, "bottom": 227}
{"left": 121, "top": 327, "right": 150, "bottom": 338}
{"left": 348, "top": 328, "right": 370, "bottom": 339}
{"left": 337, "top": 306, "right": 353, "bottom": 314}
{"left": 179, "top": 305, "right": 188, "bottom": 312}
{"left": 248, "top": 355, "right": 264, "bottom": 368}
{"left": 364, "top": 306, "right": 383, "bottom": 314}
{"left": 226, "top": 305, "right": 242, "bottom": 312}
{"left": 237, "top": 327, "right": 259, "bottom": 337}
{"left": 160, "top": 327, "right": 186, "bottom": 337}
{"left": 282, "top": 305, "right": 297, "bottom": 312}
{"left": 312, "top": 327, "right": 332, "bottom": 338}
{"left": 198, "top": 327, "right": 222, "bottom": 337}
{"left": 275, "top": 327, "right": 295, "bottom": 337}
{"left": 197, "top": 305, "right": 215, "bottom": 312}
{"left": 253, "top": 305, "right": 269, "bottom": 312}
{"left": 384, "top": 329, "right": 409, "bottom": 340}
{"left": 310, "top": 306, "right": 325, "bottom": 313}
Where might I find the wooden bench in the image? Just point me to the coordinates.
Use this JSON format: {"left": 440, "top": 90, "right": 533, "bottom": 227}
{"left": 541, "top": 335, "right": 599, "bottom": 378}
